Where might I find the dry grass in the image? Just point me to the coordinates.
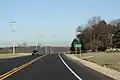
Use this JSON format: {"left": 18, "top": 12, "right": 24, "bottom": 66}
{"left": 0, "top": 53, "right": 31, "bottom": 59}
{"left": 75, "top": 52, "right": 120, "bottom": 72}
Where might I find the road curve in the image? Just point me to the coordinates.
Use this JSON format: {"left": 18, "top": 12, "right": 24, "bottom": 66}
{"left": 0, "top": 54, "right": 114, "bottom": 80}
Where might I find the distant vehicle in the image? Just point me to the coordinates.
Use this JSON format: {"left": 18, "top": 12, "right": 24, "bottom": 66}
{"left": 32, "top": 50, "right": 39, "bottom": 55}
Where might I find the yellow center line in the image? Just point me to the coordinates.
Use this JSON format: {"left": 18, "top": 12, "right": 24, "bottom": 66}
{"left": 0, "top": 54, "right": 47, "bottom": 80}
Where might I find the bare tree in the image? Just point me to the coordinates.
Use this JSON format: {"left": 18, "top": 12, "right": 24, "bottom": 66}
{"left": 110, "top": 19, "right": 120, "bottom": 26}
{"left": 71, "top": 16, "right": 120, "bottom": 52}
{"left": 88, "top": 16, "right": 101, "bottom": 27}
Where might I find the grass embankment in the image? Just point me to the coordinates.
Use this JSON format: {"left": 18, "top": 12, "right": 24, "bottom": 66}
{"left": 75, "top": 52, "right": 120, "bottom": 72}
{"left": 0, "top": 53, "right": 31, "bottom": 59}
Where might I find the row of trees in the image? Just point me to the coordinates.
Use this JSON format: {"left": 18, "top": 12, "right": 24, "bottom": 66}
{"left": 72, "top": 16, "right": 120, "bottom": 52}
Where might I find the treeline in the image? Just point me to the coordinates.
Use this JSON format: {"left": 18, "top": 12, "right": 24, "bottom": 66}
{"left": 71, "top": 16, "right": 120, "bottom": 52}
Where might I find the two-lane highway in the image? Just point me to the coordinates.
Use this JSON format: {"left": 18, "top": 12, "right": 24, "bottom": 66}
{"left": 0, "top": 54, "right": 114, "bottom": 80}
{"left": 0, "top": 54, "right": 42, "bottom": 76}
{"left": 3, "top": 54, "right": 78, "bottom": 80}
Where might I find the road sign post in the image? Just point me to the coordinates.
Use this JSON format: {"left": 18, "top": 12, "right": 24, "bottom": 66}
{"left": 74, "top": 44, "right": 82, "bottom": 57}
{"left": 80, "top": 46, "right": 81, "bottom": 57}
{"left": 75, "top": 47, "right": 77, "bottom": 54}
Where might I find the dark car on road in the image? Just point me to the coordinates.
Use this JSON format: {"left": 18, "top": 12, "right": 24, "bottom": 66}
{"left": 32, "top": 50, "right": 39, "bottom": 55}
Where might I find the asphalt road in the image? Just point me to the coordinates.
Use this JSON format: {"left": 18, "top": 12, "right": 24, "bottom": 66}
{"left": 0, "top": 54, "right": 41, "bottom": 75}
{"left": 0, "top": 54, "right": 114, "bottom": 80}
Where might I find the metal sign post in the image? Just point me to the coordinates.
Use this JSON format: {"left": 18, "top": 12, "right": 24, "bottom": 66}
{"left": 74, "top": 44, "right": 82, "bottom": 57}
{"left": 75, "top": 47, "right": 77, "bottom": 54}
{"left": 80, "top": 46, "right": 81, "bottom": 57}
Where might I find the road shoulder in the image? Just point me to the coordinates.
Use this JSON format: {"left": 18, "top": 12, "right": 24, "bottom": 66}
{"left": 64, "top": 54, "right": 120, "bottom": 80}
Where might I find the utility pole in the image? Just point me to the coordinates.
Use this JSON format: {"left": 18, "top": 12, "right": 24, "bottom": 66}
{"left": 36, "top": 42, "right": 38, "bottom": 50}
{"left": 39, "top": 34, "right": 44, "bottom": 54}
{"left": 38, "top": 43, "right": 41, "bottom": 53}
{"left": 51, "top": 34, "right": 55, "bottom": 54}
{"left": 10, "top": 21, "right": 16, "bottom": 55}
{"left": 45, "top": 46, "right": 47, "bottom": 54}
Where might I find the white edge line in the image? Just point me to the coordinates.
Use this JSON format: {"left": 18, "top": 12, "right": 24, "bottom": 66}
{"left": 59, "top": 54, "right": 82, "bottom": 80}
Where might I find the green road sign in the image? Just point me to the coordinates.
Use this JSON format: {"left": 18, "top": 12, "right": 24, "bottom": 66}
{"left": 74, "top": 44, "right": 82, "bottom": 48}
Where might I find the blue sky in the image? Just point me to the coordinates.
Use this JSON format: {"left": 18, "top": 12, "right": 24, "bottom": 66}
{"left": 0, "top": 0, "right": 120, "bottom": 47}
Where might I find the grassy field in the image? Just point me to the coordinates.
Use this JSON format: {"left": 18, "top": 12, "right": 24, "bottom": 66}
{"left": 0, "top": 53, "right": 31, "bottom": 59}
{"left": 75, "top": 52, "right": 120, "bottom": 72}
